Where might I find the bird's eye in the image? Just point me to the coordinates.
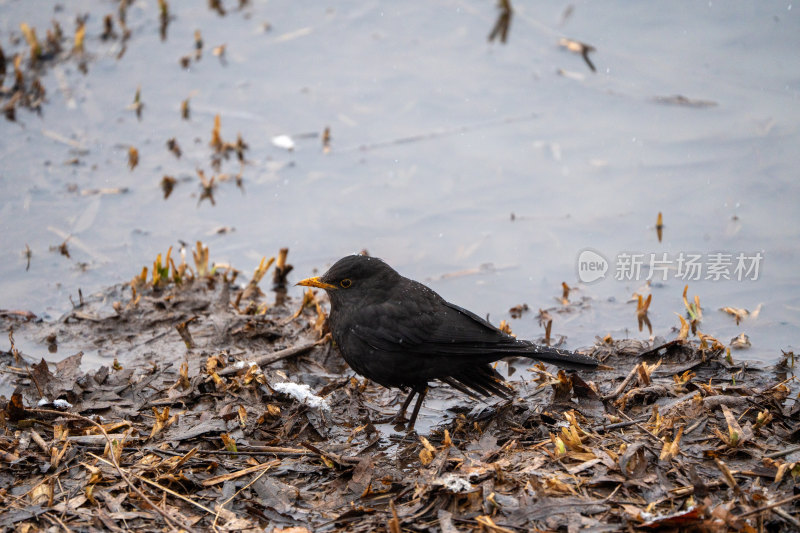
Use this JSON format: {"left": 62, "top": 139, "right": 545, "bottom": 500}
{"left": 340, "top": 278, "right": 352, "bottom": 288}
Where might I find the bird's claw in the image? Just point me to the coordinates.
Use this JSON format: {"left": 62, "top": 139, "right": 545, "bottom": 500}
{"left": 372, "top": 413, "right": 408, "bottom": 425}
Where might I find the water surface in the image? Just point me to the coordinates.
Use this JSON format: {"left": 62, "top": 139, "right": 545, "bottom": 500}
{"left": 1, "top": 1, "right": 798, "bottom": 366}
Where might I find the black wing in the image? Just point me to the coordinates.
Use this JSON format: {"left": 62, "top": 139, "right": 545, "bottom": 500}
{"left": 348, "top": 281, "right": 596, "bottom": 367}
{"left": 348, "top": 282, "right": 517, "bottom": 358}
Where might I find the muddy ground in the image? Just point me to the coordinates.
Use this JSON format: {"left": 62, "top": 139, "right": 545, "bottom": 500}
{"left": 3, "top": 2, "right": 799, "bottom": 531}
{"left": 1, "top": 248, "right": 799, "bottom": 532}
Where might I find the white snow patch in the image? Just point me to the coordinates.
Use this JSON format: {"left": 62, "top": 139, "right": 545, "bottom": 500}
{"left": 271, "top": 135, "right": 295, "bottom": 151}
{"left": 53, "top": 399, "right": 73, "bottom": 409}
{"left": 436, "top": 474, "right": 473, "bottom": 493}
{"left": 273, "top": 382, "right": 330, "bottom": 411}
{"left": 38, "top": 397, "right": 50, "bottom": 406}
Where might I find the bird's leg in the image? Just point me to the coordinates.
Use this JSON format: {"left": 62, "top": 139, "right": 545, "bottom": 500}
{"left": 372, "top": 388, "right": 416, "bottom": 424}
{"left": 406, "top": 386, "right": 428, "bottom": 430}
{"left": 393, "top": 388, "right": 417, "bottom": 421}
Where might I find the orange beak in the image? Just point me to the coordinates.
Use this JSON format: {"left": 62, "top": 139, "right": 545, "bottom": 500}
{"left": 296, "top": 276, "right": 337, "bottom": 290}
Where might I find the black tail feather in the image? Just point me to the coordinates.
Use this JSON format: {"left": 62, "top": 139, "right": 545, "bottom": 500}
{"left": 440, "top": 376, "right": 482, "bottom": 399}
{"left": 456, "top": 374, "right": 493, "bottom": 397}
{"left": 447, "top": 366, "right": 513, "bottom": 400}
{"left": 475, "top": 366, "right": 514, "bottom": 398}
{"left": 517, "top": 341, "right": 598, "bottom": 369}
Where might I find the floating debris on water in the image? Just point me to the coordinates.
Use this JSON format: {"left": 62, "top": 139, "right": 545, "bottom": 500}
{"left": 653, "top": 94, "right": 718, "bottom": 108}
{"left": 488, "top": 0, "right": 513, "bottom": 44}
{"left": 127, "top": 145, "right": 139, "bottom": 170}
{"left": 656, "top": 211, "right": 664, "bottom": 242}
{"left": 559, "top": 37, "right": 596, "bottom": 72}
{"left": 166, "top": 137, "right": 181, "bottom": 158}
{"left": 160, "top": 175, "right": 177, "bottom": 199}
{"left": 272, "top": 134, "right": 296, "bottom": 151}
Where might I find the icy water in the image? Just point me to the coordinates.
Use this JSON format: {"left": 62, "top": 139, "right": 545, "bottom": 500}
{"left": 1, "top": 1, "right": 798, "bottom": 367}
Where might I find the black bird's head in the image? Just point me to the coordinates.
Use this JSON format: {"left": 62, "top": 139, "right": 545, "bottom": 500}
{"left": 296, "top": 255, "right": 400, "bottom": 307}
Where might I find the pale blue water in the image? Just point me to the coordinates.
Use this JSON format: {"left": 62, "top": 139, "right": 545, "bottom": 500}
{"left": 1, "top": 1, "right": 798, "bottom": 365}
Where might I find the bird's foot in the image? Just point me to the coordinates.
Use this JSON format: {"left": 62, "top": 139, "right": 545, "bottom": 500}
{"left": 372, "top": 413, "right": 410, "bottom": 426}
{"left": 369, "top": 413, "right": 419, "bottom": 435}
{"left": 397, "top": 428, "right": 418, "bottom": 441}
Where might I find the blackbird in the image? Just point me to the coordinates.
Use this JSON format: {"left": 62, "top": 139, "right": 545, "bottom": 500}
{"left": 297, "top": 255, "right": 597, "bottom": 428}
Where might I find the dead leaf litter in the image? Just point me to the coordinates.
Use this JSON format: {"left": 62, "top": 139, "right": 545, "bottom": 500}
{"left": 1, "top": 246, "right": 799, "bottom": 532}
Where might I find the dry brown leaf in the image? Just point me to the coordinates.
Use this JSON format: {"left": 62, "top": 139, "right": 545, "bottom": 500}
{"left": 149, "top": 406, "right": 170, "bottom": 439}
{"left": 713, "top": 457, "right": 739, "bottom": 491}
{"left": 730, "top": 332, "right": 751, "bottom": 349}
{"left": 51, "top": 440, "right": 70, "bottom": 469}
{"left": 561, "top": 281, "right": 571, "bottom": 305}
{"left": 636, "top": 293, "right": 653, "bottom": 334}
{"left": 177, "top": 361, "right": 190, "bottom": 389}
{"left": 560, "top": 425, "right": 585, "bottom": 451}
{"left": 683, "top": 285, "right": 703, "bottom": 320}
{"left": 442, "top": 429, "right": 453, "bottom": 448}
{"left": 550, "top": 433, "right": 567, "bottom": 457}
{"left": 659, "top": 426, "right": 683, "bottom": 461}
{"left": 84, "top": 484, "right": 97, "bottom": 506}
{"left": 720, "top": 306, "right": 749, "bottom": 325}
{"left": 698, "top": 331, "right": 725, "bottom": 353}
{"left": 210, "top": 114, "right": 223, "bottom": 151}
{"left": 82, "top": 463, "right": 103, "bottom": 484}
{"left": 637, "top": 359, "right": 661, "bottom": 386}
{"left": 128, "top": 146, "right": 139, "bottom": 170}
{"left": 656, "top": 211, "right": 664, "bottom": 242}
{"left": 753, "top": 409, "right": 772, "bottom": 431}
{"left": 620, "top": 503, "right": 646, "bottom": 522}
{"left": 220, "top": 433, "right": 237, "bottom": 453}
{"left": 419, "top": 435, "right": 436, "bottom": 465}
{"left": 721, "top": 405, "right": 744, "bottom": 446}
{"left": 774, "top": 462, "right": 791, "bottom": 484}
{"left": 543, "top": 475, "right": 577, "bottom": 495}
{"left": 675, "top": 312, "right": 690, "bottom": 341}
{"left": 51, "top": 494, "right": 88, "bottom": 514}
{"left": 388, "top": 500, "right": 401, "bottom": 533}
{"left": 30, "top": 480, "right": 53, "bottom": 506}
{"left": 474, "top": 515, "right": 516, "bottom": 533}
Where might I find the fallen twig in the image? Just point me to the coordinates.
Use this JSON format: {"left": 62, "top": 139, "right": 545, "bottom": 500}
{"left": 301, "top": 441, "right": 361, "bottom": 466}
{"left": 217, "top": 341, "right": 318, "bottom": 376}
{"left": 737, "top": 493, "right": 800, "bottom": 519}
{"left": 601, "top": 363, "right": 640, "bottom": 401}
{"left": 764, "top": 445, "right": 800, "bottom": 459}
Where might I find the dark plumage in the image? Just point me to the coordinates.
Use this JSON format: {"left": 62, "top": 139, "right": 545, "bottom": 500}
{"left": 297, "top": 255, "right": 597, "bottom": 428}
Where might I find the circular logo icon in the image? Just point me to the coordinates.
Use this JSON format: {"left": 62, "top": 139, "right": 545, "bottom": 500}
{"left": 576, "top": 249, "right": 608, "bottom": 283}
